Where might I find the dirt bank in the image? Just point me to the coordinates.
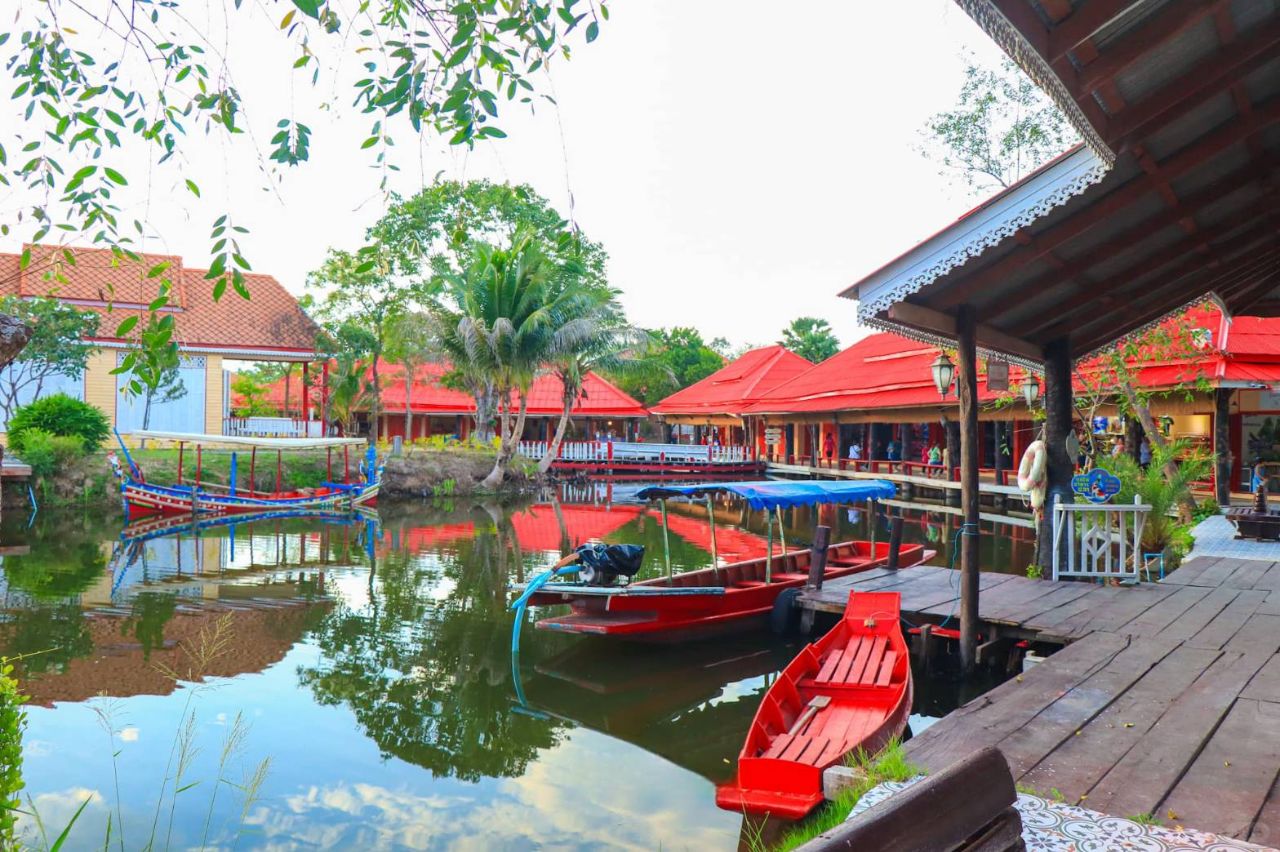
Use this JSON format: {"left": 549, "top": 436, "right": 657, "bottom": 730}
{"left": 380, "top": 447, "right": 537, "bottom": 499}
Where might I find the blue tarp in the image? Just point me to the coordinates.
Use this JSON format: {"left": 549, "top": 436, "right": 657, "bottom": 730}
{"left": 634, "top": 479, "right": 896, "bottom": 511}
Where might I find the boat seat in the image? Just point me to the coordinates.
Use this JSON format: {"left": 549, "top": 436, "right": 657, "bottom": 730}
{"left": 733, "top": 580, "right": 769, "bottom": 589}
{"left": 770, "top": 572, "right": 808, "bottom": 582}
{"left": 827, "top": 557, "right": 868, "bottom": 568}
{"left": 810, "top": 636, "right": 894, "bottom": 687}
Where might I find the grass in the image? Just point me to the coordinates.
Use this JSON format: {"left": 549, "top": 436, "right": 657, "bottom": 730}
{"left": 1129, "top": 811, "right": 1163, "bottom": 826}
{"left": 764, "top": 739, "right": 922, "bottom": 852}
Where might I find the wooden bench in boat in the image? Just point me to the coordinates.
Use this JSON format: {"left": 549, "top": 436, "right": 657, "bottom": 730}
{"left": 799, "top": 746, "right": 1024, "bottom": 851}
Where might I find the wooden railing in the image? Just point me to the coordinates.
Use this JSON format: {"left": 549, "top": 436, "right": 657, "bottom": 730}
{"left": 767, "top": 456, "right": 1014, "bottom": 485}
{"left": 517, "top": 440, "right": 754, "bottom": 465}
{"left": 224, "top": 417, "right": 325, "bottom": 439}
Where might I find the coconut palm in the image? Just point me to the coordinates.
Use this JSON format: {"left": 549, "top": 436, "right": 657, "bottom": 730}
{"left": 1096, "top": 439, "right": 1211, "bottom": 567}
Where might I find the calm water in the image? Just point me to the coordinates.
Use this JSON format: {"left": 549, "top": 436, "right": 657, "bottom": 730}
{"left": 1, "top": 489, "right": 1019, "bottom": 851}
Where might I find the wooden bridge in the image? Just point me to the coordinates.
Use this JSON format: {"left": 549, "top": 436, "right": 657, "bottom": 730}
{"left": 800, "top": 555, "right": 1280, "bottom": 844}
{"left": 766, "top": 460, "right": 1025, "bottom": 508}
{"left": 517, "top": 440, "right": 763, "bottom": 476}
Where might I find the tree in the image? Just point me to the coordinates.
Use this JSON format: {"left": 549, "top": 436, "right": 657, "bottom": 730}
{"left": 385, "top": 312, "right": 440, "bottom": 441}
{"left": 114, "top": 308, "right": 187, "bottom": 431}
{"left": 0, "top": 296, "right": 98, "bottom": 423}
{"left": 230, "top": 374, "right": 275, "bottom": 418}
{"left": 921, "top": 54, "right": 1079, "bottom": 192}
{"left": 319, "top": 322, "right": 377, "bottom": 436}
{"left": 610, "top": 327, "right": 723, "bottom": 404}
{"left": 779, "top": 317, "right": 839, "bottom": 363}
{"left": 141, "top": 359, "right": 189, "bottom": 430}
{"left": 0, "top": 3, "right": 607, "bottom": 393}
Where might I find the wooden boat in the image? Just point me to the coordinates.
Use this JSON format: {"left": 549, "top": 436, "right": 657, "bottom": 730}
{"left": 109, "top": 430, "right": 380, "bottom": 518}
{"left": 716, "top": 590, "right": 912, "bottom": 820}
{"left": 514, "top": 480, "right": 932, "bottom": 641}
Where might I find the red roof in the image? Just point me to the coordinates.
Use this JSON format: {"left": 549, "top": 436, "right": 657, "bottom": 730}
{"left": 384, "top": 504, "right": 644, "bottom": 554}
{"left": 246, "top": 361, "right": 649, "bottom": 418}
{"left": 1, "top": 244, "right": 319, "bottom": 355}
{"left": 650, "top": 346, "right": 813, "bottom": 416}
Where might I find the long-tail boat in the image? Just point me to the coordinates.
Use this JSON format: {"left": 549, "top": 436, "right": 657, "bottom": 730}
{"left": 108, "top": 430, "right": 380, "bottom": 518}
{"left": 716, "top": 590, "right": 912, "bottom": 819}
{"left": 511, "top": 480, "right": 931, "bottom": 641}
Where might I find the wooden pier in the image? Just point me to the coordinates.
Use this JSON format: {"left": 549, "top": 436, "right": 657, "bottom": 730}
{"left": 800, "top": 556, "right": 1280, "bottom": 844}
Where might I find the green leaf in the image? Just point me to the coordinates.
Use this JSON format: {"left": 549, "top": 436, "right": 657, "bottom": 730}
{"left": 185, "top": 179, "right": 201, "bottom": 198}
{"left": 48, "top": 796, "right": 93, "bottom": 852}
{"left": 115, "top": 316, "right": 138, "bottom": 336}
{"left": 586, "top": 21, "right": 599, "bottom": 42}
{"left": 146, "top": 262, "right": 170, "bottom": 278}
{"left": 292, "top": 0, "right": 321, "bottom": 19}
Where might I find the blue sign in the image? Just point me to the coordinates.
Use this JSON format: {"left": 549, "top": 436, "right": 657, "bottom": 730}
{"left": 1091, "top": 417, "right": 1109, "bottom": 435}
{"left": 1071, "top": 468, "right": 1122, "bottom": 504}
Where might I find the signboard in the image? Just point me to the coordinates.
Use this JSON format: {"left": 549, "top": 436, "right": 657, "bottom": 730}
{"left": 764, "top": 428, "right": 783, "bottom": 444}
{"left": 986, "top": 360, "right": 1009, "bottom": 392}
{"left": 1071, "top": 468, "right": 1122, "bottom": 504}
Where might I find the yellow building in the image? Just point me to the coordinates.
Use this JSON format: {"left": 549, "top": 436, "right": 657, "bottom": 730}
{"left": 0, "top": 244, "right": 320, "bottom": 438}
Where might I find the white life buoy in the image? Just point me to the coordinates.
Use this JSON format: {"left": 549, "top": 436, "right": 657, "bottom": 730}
{"left": 1017, "top": 440, "right": 1048, "bottom": 511}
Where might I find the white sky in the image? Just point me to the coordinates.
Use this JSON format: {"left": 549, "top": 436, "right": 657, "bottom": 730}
{"left": 3, "top": 1, "right": 1009, "bottom": 352}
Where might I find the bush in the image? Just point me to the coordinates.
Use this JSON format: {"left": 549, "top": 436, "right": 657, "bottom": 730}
{"left": 9, "top": 393, "right": 110, "bottom": 453}
{"left": 1193, "top": 497, "right": 1221, "bottom": 522}
{"left": 17, "top": 428, "right": 88, "bottom": 479}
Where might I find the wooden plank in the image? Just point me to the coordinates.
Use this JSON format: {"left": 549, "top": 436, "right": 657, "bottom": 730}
{"left": 994, "top": 636, "right": 1177, "bottom": 779}
{"left": 1020, "top": 586, "right": 1129, "bottom": 639}
{"left": 1217, "top": 559, "right": 1277, "bottom": 590}
{"left": 952, "top": 575, "right": 1064, "bottom": 621}
{"left": 1241, "top": 654, "right": 1280, "bottom": 702}
{"left": 1086, "top": 649, "right": 1272, "bottom": 818}
{"left": 1122, "top": 585, "right": 1212, "bottom": 637}
{"left": 1248, "top": 751, "right": 1280, "bottom": 847}
{"left": 1258, "top": 589, "right": 1280, "bottom": 616}
{"left": 1161, "top": 698, "right": 1280, "bottom": 839}
{"left": 1161, "top": 556, "right": 1221, "bottom": 586}
{"left": 1250, "top": 562, "right": 1280, "bottom": 593}
{"left": 1019, "top": 644, "right": 1222, "bottom": 798}
{"left": 1192, "top": 557, "right": 1258, "bottom": 589}
{"left": 1152, "top": 587, "right": 1241, "bottom": 645}
{"left": 1225, "top": 613, "right": 1280, "bottom": 657}
{"left": 905, "top": 632, "right": 1129, "bottom": 772}
{"left": 977, "top": 582, "right": 1096, "bottom": 626}
{"left": 1186, "top": 590, "right": 1268, "bottom": 650}
{"left": 1059, "top": 584, "right": 1180, "bottom": 637}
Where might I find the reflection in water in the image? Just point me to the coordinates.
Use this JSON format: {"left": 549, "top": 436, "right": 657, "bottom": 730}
{"left": 1, "top": 493, "right": 1014, "bottom": 850}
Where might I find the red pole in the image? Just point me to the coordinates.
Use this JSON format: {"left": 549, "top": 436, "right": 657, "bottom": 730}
{"left": 250, "top": 447, "right": 257, "bottom": 495}
{"left": 276, "top": 450, "right": 283, "bottom": 493}
{"left": 177, "top": 443, "right": 184, "bottom": 484}
{"left": 344, "top": 445, "right": 350, "bottom": 484}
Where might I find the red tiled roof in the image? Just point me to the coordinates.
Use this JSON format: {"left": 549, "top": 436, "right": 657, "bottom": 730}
{"left": 650, "top": 346, "right": 812, "bottom": 416}
{"left": 0, "top": 244, "right": 319, "bottom": 355}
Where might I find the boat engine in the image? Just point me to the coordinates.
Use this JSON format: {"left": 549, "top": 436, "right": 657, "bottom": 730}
{"left": 574, "top": 543, "right": 646, "bottom": 586}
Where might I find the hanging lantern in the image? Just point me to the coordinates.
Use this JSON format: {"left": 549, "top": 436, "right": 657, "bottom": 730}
{"left": 1021, "top": 373, "right": 1041, "bottom": 408}
{"left": 931, "top": 352, "right": 956, "bottom": 398}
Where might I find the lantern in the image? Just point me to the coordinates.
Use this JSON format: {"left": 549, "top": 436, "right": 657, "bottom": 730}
{"left": 931, "top": 352, "right": 956, "bottom": 398}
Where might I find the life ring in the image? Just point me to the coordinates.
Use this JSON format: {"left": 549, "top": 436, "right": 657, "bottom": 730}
{"left": 1017, "top": 441, "right": 1048, "bottom": 511}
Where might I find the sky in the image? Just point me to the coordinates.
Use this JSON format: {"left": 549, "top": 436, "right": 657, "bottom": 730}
{"left": 3, "top": 1, "right": 1010, "bottom": 352}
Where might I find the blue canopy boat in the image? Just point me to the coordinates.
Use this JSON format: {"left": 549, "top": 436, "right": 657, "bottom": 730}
{"left": 512, "top": 479, "right": 931, "bottom": 641}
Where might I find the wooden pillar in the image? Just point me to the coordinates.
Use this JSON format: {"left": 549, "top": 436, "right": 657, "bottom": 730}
{"left": 1125, "top": 416, "right": 1143, "bottom": 463}
{"left": 956, "top": 305, "right": 980, "bottom": 673}
{"left": 1215, "top": 388, "right": 1233, "bottom": 504}
{"left": 1041, "top": 337, "right": 1075, "bottom": 577}
{"left": 944, "top": 419, "right": 960, "bottom": 477}
{"left": 993, "top": 421, "right": 1006, "bottom": 482}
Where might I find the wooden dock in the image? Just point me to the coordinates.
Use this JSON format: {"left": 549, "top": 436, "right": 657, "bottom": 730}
{"left": 801, "top": 556, "right": 1280, "bottom": 844}
{"left": 766, "top": 461, "right": 1024, "bottom": 507}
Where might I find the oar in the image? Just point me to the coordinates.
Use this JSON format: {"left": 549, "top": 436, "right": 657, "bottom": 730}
{"left": 787, "top": 695, "right": 831, "bottom": 736}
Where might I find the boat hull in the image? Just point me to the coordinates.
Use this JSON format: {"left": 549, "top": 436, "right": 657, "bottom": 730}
{"left": 715, "top": 590, "right": 913, "bottom": 820}
{"left": 121, "top": 479, "right": 378, "bottom": 517}
{"left": 523, "top": 541, "right": 930, "bottom": 641}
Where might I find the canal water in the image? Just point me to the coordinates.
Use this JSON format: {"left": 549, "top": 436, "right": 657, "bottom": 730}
{"left": 1, "top": 490, "right": 1023, "bottom": 850}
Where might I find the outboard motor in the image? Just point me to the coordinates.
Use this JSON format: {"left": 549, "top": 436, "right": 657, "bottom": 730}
{"left": 574, "top": 543, "right": 646, "bottom": 586}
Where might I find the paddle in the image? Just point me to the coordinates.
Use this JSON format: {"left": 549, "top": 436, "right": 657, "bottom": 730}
{"left": 787, "top": 695, "right": 831, "bottom": 736}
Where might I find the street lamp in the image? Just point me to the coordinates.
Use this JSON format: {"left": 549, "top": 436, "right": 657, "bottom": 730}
{"left": 931, "top": 352, "right": 956, "bottom": 398}
{"left": 1021, "top": 373, "right": 1041, "bottom": 408}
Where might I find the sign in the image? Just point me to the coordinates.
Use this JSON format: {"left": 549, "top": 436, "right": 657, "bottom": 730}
{"left": 986, "top": 360, "right": 1009, "bottom": 392}
{"left": 1071, "top": 468, "right": 1122, "bottom": 504}
{"left": 764, "top": 428, "right": 783, "bottom": 444}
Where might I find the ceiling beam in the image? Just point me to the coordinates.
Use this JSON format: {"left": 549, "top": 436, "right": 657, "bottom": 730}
{"left": 1048, "top": 1, "right": 1135, "bottom": 62}
{"left": 930, "top": 95, "right": 1280, "bottom": 310}
{"left": 886, "top": 301, "right": 1042, "bottom": 363}
{"left": 990, "top": 0, "right": 1050, "bottom": 56}
{"left": 1072, "top": 0, "right": 1228, "bottom": 93}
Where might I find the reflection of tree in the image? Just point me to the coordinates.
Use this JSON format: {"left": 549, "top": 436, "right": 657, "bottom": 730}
{"left": 122, "top": 592, "right": 177, "bottom": 660}
{"left": 3, "top": 540, "right": 105, "bottom": 599}
{"left": 297, "top": 505, "right": 563, "bottom": 781}
{"left": 1, "top": 603, "right": 92, "bottom": 675}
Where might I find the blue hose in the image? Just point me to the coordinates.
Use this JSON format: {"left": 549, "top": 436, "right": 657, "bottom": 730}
{"left": 510, "top": 566, "right": 578, "bottom": 655}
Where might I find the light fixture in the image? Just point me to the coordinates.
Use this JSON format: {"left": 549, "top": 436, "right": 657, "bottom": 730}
{"left": 1021, "top": 373, "right": 1041, "bottom": 408}
{"left": 931, "top": 352, "right": 956, "bottom": 398}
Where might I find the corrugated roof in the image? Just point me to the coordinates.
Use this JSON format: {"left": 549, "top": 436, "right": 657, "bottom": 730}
{"left": 650, "top": 346, "right": 812, "bottom": 415}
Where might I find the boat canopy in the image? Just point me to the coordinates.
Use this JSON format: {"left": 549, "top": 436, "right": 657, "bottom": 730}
{"left": 127, "top": 430, "right": 368, "bottom": 449}
{"left": 634, "top": 480, "right": 896, "bottom": 511}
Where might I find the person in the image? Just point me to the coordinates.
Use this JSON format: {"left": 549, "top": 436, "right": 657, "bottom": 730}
{"left": 1139, "top": 438, "right": 1152, "bottom": 468}
{"left": 1111, "top": 436, "right": 1125, "bottom": 458}
{"left": 823, "top": 433, "right": 835, "bottom": 464}
{"left": 848, "top": 441, "right": 862, "bottom": 461}
{"left": 920, "top": 443, "right": 930, "bottom": 464}
{"left": 928, "top": 444, "right": 942, "bottom": 465}
{"left": 886, "top": 440, "right": 899, "bottom": 462}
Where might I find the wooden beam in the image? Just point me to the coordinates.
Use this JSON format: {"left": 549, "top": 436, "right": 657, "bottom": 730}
{"left": 886, "top": 301, "right": 1042, "bottom": 362}
{"left": 991, "top": 0, "right": 1050, "bottom": 55}
{"left": 1108, "top": 17, "right": 1280, "bottom": 149}
{"left": 1049, "top": 0, "right": 1136, "bottom": 62}
{"left": 1073, "top": 0, "right": 1228, "bottom": 92}
{"left": 933, "top": 95, "right": 1280, "bottom": 310}
{"left": 1042, "top": 337, "right": 1074, "bottom": 578}
{"left": 956, "top": 304, "right": 980, "bottom": 674}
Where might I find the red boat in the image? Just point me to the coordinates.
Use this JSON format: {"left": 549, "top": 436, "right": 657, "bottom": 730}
{"left": 716, "top": 590, "right": 912, "bottom": 820}
{"left": 513, "top": 480, "right": 931, "bottom": 641}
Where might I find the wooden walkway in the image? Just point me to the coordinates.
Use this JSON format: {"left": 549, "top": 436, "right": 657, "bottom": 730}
{"left": 803, "top": 556, "right": 1280, "bottom": 845}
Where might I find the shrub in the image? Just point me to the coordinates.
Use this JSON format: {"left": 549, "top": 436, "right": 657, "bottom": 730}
{"left": 9, "top": 393, "right": 110, "bottom": 453}
{"left": 1193, "top": 497, "right": 1221, "bottom": 522}
{"left": 0, "top": 658, "right": 27, "bottom": 850}
{"left": 1094, "top": 439, "right": 1210, "bottom": 563}
{"left": 16, "top": 428, "right": 87, "bottom": 479}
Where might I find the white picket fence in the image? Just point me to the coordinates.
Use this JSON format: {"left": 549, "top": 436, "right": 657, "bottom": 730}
{"left": 224, "top": 417, "right": 325, "bottom": 438}
{"left": 1051, "top": 495, "right": 1152, "bottom": 583}
{"left": 516, "top": 440, "right": 752, "bottom": 465}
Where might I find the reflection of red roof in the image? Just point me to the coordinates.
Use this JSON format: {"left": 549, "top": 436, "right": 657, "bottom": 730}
{"left": 651, "top": 346, "right": 812, "bottom": 416}
{"left": 384, "top": 504, "right": 644, "bottom": 554}
{"left": 1, "top": 244, "right": 319, "bottom": 354}
{"left": 656, "top": 509, "right": 770, "bottom": 562}
{"left": 249, "top": 362, "right": 648, "bottom": 418}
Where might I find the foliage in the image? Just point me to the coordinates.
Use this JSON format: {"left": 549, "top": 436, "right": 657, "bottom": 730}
{"left": 0, "top": 296, "right": 98, "bottom": 423}
{"left": 774, "top": 739, "right": 921, "bottom": 852}
{"left": 1026, "top": 563, "right": 1043, "bottom": 580}
{"left": 0, "top": 658, "right": 26, "bottom": 850}
{"left": 113, "top": 308, "right": 187, "bottom": 430}
{"left": 229, "top": 374, "right": 277, "bottom": 418}
{"left": 8, "top": 393, "right": 110, "bottom": 453}
{"left": 1193, "top": 497, "right": 1221, "bottom": 522}
{"left": 779, "top": 317, "right": 839, "bottom": 364}
{"left": 1094, "top": 439, "right": 1210, "bottom": 565}
{"left": 921, "top": 54, "right": 1078, "bottom": 192}
{"left": 385, "top": 311, "right": 440, "bottom": 437}
{"left": 610, "top": 327, "right": 724, "bottom": 403}
{"left": 3, "top": 531, "right": 105, "bottom": 600}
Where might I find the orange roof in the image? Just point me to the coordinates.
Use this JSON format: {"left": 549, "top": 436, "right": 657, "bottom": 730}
{"left": 1, "top": 244, "right": 320, "bottom": 356}
{"left": 650, "top": 346, "right": 812, "bottom": 416}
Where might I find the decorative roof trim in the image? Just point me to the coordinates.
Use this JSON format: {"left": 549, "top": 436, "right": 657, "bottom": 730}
{"left": 956, "top": 0, "right": 1115, "bottom": 167}
{"left": 862, "top": 314, "right": 1045, "bottom": 372}
{"left": 1077, "top": 294, "right": 1221, "bottom": 363}
{"left": 854, "top": 146, "right": 1110, "bottom": 325}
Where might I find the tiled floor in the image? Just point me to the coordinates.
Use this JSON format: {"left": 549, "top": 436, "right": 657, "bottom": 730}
{"left": 1188, "top": 515, "right": 1280, "bottom": 561}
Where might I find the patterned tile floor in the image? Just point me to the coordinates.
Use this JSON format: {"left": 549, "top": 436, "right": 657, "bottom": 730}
{"left": 850, "top": 778, "right": 1275, "bottom": 851}
{"left": 1187, "top": 515, "right": 1280, "bottom": 561}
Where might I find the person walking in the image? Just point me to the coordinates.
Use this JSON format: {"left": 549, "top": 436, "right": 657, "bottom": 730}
{"left": 822, "top": 432, "right": 835, "bottom": 466}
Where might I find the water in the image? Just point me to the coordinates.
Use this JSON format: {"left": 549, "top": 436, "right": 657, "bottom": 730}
{"left": 1, "top": 492, "right": 1016, "bottom": 850}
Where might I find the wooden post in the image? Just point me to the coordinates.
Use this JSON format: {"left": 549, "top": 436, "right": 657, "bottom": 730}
{"left": 660, "top": 498, "right": 673, "bottom": 584}
{"left": 195, "top": 444, "right": 202, "bottom": 486}
{"left": 705, "top": 495, "right": 720, "bottom": 580}
{"left": 887, "top": 512, "right": 904, "bottom": 570}
{"left": 177, "top": 442, "right": 185, "bottom": 484}
{"left": 766, "top": 510, "right": 774, "bottom": 584}
{"left": 275, "top": 450, "right": 283, "bottom": 493}
{"left": 806, "top": 523, "right": 830, "bottom": 589}
{"left": 957, "top": 304, "right": 981, "bottom": 673}
{"left": 1215, "top": 387, "right": 1233, "bottom": 504}
{"left": 249, "top": 447, "right": 257, "bottom": 495}
{"left": 1041, "top": 337, "right": 1075, "bottom": 578}
{"left": 993, "top": 421, "right": 1006, "bottom": 484}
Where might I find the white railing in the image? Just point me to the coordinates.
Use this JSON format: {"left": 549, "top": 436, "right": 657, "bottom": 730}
{"left": 1051, "top": 495, "right": 1151, "bottom": 583}
{"left": 516, "top": 440, "right": 753, "bottom": 465}
{"left": 224, "top": 417, "right": 325, "bottom": 439}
